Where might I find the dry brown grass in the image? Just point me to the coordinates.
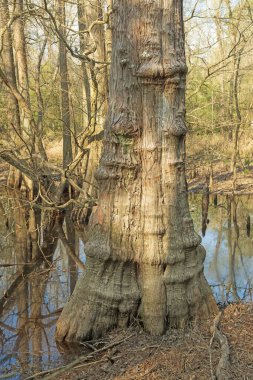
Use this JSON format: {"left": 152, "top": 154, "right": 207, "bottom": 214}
{"left": 55, "top": 304, "right": 253, "bottom": 380}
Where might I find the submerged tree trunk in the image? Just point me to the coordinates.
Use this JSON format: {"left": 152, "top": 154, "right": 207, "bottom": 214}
{"left": 56, "top": 0, "right": 217, "bottom": 342}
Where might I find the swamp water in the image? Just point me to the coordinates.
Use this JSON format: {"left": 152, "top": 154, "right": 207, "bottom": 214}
{"left": 0, "top": 193, "right": 253, "bottom": 378}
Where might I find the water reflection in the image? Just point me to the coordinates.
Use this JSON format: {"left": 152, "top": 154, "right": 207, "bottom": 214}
{"left": 201, "top": 184, "right": 209, "bottom": 237}
{"left": 0, "top": 194, "right": 84, "bottom": 379}
{"left": 189, "top": 193, "right": 253, "bottom": 304}
{"left": 0, "top": 244, "right": 72, "bottom": 379}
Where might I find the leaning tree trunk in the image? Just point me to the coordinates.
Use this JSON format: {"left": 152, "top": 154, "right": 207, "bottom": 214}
{"left": 56, "top": 0, "right": 217, "bottom": 342}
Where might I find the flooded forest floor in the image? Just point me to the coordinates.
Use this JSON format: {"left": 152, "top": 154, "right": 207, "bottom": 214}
{"left": 187, "top": 161, "right": 253, "bottom": 195}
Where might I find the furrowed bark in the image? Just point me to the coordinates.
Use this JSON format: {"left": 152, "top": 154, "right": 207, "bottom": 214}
{"left": 56, "top": 0, "right": 217, "bottom": 342}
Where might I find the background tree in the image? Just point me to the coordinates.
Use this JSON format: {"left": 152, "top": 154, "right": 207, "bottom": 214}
{"left": 185, "top": 0, "right": 253, "bottom": 187}
{"left": 0, "top": 0, "right": 112, "bottom": 318}
{"left": 58, "top": 0, "right": 73, "bottom": 168}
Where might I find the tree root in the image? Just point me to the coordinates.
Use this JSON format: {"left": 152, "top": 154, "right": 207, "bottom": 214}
{"left": 210, "top": 312, "right": 231, "bottom": 380}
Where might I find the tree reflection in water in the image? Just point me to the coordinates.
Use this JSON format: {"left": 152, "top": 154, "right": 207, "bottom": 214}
{"left": 0, "top": 193, "right": 84, "bottom": 378}
{"left": 190, "top": 192, "right": 253, "bottom": 305}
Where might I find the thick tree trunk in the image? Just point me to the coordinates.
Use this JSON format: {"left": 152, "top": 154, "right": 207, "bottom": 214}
{"left": 8, "top": 0, "right": 45, "bottom": 262}
{"left": 56, "top": 0, "right": 217, "bottom": 342}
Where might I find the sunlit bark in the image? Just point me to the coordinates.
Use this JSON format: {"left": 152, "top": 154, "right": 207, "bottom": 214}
{"left": 56, "top": 0, "right": 217, "bottom": 342}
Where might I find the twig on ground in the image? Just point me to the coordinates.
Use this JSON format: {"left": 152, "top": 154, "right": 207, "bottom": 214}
{"left": 79, "top": 341, "right": 97, "bottom": 351}
{"left": 74, "top": 354, "right": 122, "bottom": 370}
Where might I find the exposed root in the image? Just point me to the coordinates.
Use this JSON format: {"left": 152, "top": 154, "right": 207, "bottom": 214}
{"left": 55, "top": 258, "right": 140, "bottom": 342}
{"left": 210, "top": 312, "right": 231, "bottom": 380}
{"left": 56, "top": 255, "right": 217, "bottom": 342}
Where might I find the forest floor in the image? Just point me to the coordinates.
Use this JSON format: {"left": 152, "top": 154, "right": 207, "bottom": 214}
{"left": 1, "top": 138, "right": 253, "bottom": 195}
{"left": 46, "top": 139, "right": 253, "bottom": 195}
{"left": 33, "top": 303, "right": 253, "bottom": 380}
{"left": 2, "top": 157, "right": 253, "bottom": 197}
{"left": 187, "top": 163, "right": 253, "bottom": 194}
{"left": 1, "top": 162, "right": 253, "bottom": 196}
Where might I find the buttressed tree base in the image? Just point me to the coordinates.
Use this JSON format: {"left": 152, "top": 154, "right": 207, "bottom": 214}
{"left": 56, "top": 0, "right": 218, "bottom": 342}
